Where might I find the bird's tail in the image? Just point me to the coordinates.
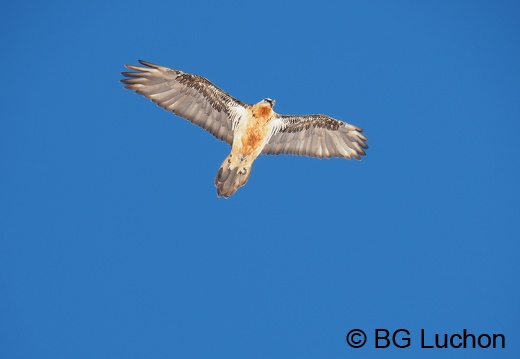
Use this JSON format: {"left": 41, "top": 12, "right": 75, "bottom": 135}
{"left": 215, "top": 155, "right": 252, "bottom": 198}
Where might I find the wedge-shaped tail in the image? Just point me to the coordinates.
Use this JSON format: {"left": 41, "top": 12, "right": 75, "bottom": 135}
{"left": 214, "top": 155, "right": 252, "bottom": 198}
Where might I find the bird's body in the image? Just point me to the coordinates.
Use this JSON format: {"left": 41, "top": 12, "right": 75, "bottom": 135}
{"left": 121, "top": 60, "right": 368, "bottom": 198}
{"left": 215, "top": 101, "right": 277, "bottom": 196}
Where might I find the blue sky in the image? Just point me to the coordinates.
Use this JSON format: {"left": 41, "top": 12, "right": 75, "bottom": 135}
{"left": 1, "top": 1, "right": 519, "bottom": 358}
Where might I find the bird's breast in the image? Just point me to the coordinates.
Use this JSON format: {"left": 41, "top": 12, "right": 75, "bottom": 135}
{"left": 233, "top": 113, "right": 273, "bottom": 158}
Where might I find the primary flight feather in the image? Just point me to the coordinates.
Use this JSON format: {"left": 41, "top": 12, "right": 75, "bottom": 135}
{"left": 121, "top": 60, "right": 368, "bottom": 198}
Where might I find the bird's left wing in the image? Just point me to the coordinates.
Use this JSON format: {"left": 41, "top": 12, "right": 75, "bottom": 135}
{"left": 262, "top": 114, "right": 368, "bottom": 159}
{"left": 121, "top": 60, "right": 248, "bottom": 145}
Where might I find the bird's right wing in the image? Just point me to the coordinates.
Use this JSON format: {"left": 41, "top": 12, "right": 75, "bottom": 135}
{"left": 121, "top": 60, "right": 249, "bottom": 145}
{"left": 263, "top": 114, "right": 368, "bottom": 159}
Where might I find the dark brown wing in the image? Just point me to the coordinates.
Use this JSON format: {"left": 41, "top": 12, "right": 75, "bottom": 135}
{"left": 263, "top": 114, "right": 368, "bottom": 159}
{"left": 121, "top": 60, "right": 249, "bottom": 144}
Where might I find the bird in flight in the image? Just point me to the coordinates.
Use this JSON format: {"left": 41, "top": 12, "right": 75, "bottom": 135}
{"left": 121, "top": 60, "right": 368, "bottom": 198}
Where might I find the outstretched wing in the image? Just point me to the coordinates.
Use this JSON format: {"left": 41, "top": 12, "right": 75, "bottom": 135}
{"left": 262, "top": 114, "right": 368, "bottom": 159}
{"left": 121, "top": 60, "right": 248, "bottom": 145}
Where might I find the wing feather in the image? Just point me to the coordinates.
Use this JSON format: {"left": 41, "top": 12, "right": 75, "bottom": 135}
{"left": 263, "top": 114, "right": 368, "bottom": 159}
{"left": 121, "top": 60, "right": 248, "bottom": 145}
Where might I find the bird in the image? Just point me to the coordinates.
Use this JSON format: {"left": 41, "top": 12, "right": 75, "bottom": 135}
{"left": 121, "top": 60, "right": 368, "bottom": 198}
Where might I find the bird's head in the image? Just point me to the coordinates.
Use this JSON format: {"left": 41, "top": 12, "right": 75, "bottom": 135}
{"left": 262, "top": 98, "right": 276, "bottom": 108}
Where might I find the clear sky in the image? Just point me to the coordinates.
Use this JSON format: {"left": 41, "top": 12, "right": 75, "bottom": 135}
{"left": 1, "top": 1, "right": 519, "bottom": 358}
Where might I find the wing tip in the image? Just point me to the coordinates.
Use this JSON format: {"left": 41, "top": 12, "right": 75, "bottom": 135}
{"left": 122, "top": 60, "right": 159, "bottom": 72}
{"left": 137, "top": 59, "right": 156, "bottom": 68}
